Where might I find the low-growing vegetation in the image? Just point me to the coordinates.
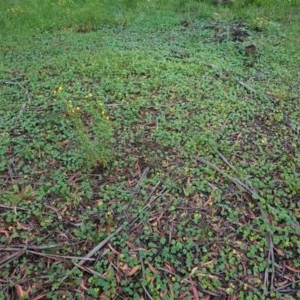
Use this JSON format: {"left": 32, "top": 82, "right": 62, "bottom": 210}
{"left": 0, "top": 0, "right": 299, "bottom": 299}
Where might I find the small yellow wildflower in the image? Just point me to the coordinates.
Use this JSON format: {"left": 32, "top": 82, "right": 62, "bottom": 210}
{"left": 85, "top": 93, "right": 93, "bottom": 98}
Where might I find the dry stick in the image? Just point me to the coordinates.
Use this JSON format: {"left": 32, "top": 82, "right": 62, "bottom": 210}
{"left": 208, "top": 64, "right": 299, "bottom": 134}
{"left": 130, "top": 188, "right": 169, "bottom": 232}
{"left": 0, "top": 205, "right": 28, "bottom": 212}
{"left": 198, "top": 154, "right": 276, "bottom": 294}
{"left": 0, "top": 204, "right": 50, "bottom": 216}
{"left": 184, "top": 149, "right": 257, "bottom": 196}
{"left": 189, "top": 151, "right": 270, "bottom": 221}
{"left": 266, "top": 279, "right": 300, "bottom": 295}
{"left": 142, "top": 285, "right": 154, "bottom": 300}
{"left": 77, "top": 224, "right": 125, "bottom": 267}
{"left": 236, "top": 80, "right": 299, "bottom": 133}
{"left": 178, "top": 147, "right": 277, "bottom": 294}
{"left": 217, "top": 151, "right": 237, "bottom": 173}
{"left": 0, "top": 244, "right": 93, "bottom": 269}
{"left": 138, "top": 253, "right": 155, "bottom": 300}
{"left": 1, "top": 80, "right": 32, "bottom": 120}
{"left": 72, "top": 262, "right": 107, "bottom": 279}
{"left": 0, "top": 243, "right": 66, "bottom": 251}
{"left": 133, "top": 166, "right": 150, "bottom": 194}
{"left": 57, "top": 224, "right": 126, "bottom": 287}
{"left": 27, "top": 250, "right": 95, "bottom": 262}
{"left": 264, "top": 233, "right": 275, "bottom": 294}
{"left": 0, "top": 249, "right": 26, "bottom": 269}
{"left": 58, "top": 179, "right": 166, "bottom": 287}
{"left": 266, "top": 234, "right": 275, "bottom": 294}
{"left": 157, "top": 267, "right": 220, "bottom": 297}
{"left": 78, "top": 184, "right": 166, "bottom": 267}
{"left": 237, "top": 80, "right": 261, "bottom": 96}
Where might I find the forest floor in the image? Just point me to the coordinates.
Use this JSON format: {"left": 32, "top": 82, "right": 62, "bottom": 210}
{"left": 0, "top": 1, "right": 300, "bottom": 299}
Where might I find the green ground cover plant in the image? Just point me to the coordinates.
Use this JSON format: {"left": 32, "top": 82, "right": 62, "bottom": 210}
{"left": 0, "top": 0, "right": 299, "bottom": 299}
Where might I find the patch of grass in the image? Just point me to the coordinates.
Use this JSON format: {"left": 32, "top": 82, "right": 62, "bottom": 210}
{"left": 0, "top": 0, "right": 300, "bottom": 299}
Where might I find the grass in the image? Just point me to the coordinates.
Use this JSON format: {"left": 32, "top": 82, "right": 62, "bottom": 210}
{"left": 0, "top": 0, "right": 300, "bottom": 299}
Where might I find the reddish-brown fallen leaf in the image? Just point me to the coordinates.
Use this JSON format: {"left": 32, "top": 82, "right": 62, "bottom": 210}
{"left": 274, "top": 247, "right": 285, "bottom": 257}
{"left": 119, "top": 263, "right": 129, "bottom": 273}
{"left": 164, "top": 262, "right": 175, "bottom": 273}
{"left": 68, "top": 172, "right": 81, "bottom": 184}
{"left": 148, "top": 263, "right": 160, "bottom": 274}
{"left": 108, "top": 243, "right": 119, "bottom": 254}
{"left": 203, "top": 196, "right": 214, "bottom": 207}
{"left": 79, "top": 280, "right": 88, "bottom": 291}
{"left": 32, "top": 294, "right": 47, "bottom": 300}
{"left": 285, "top": 264, "right": 300, "bottom": 273}
{"left": 16, "top": 222, "right": 32, "bottom": 231}
{"left": 168, "top": 283, "right": 174, "bottom": 298}
{"left": 125, "top": 241, "right": 136, "bottom": 249}
{"left": 191, "top": 284, "right": 200, "bottom": 300}
{"left": 134, "top": 161, "right": 141, "bottom": 176}
{"left": 0, "top": 227, "right": 10, "bottom": 239}
{"left": 128, "top": 265, "right": 141, "bottom": 276}
{"left": 15, "top": 284, "right": 27, "bottom": 298}
{"left": 115, "top": 271, "right": 121, "bottom": 283}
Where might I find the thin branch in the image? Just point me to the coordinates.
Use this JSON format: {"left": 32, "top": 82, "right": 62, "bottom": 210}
{"left": 266, "top": 279, "right": 300, "bottom": 294}
{"left": 133, "top": 166, "right": 150, "bottom": 194}
{"left": 58, "top": 177, "right": 167, "bottom": 287}
{"left": 263, "top": 233, "right": 275, "bottom": 295}
{"left": 217, "top": 151, "right": 237, "bottom": 173}
{"left": 0, "top": 249, "right": 26, "bottom": 269}
{"left": 1, "top": 80, "right": 32, "bottom": 122}
{"left": 72, "top": 262, "right": 107, "bottom": 279}
{"left": 142, "top": 285, "right": 154, "bottom": 300}
{"left": 27, "top": 250, "right": 95, "bottom": 262}
{"left": 237, "top": 80, "right": 259, "bottom": 95}
{"left": 158, "top": 267, "right": 220, "bottom": 297}
{"left": 0, "top": 205, "right": 29, "bottom": 212}
{"left": 0, "top": 243, "right": 67, "bottom": 251}
{"left": 78, "top": 224, "right": 125, "bottom": 267}
{"left": 178, "top": 147, "right": 281, "bottom": 296}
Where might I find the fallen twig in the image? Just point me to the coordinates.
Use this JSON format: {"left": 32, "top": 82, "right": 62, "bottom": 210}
{"left": 77, "top": 224, "right": 125, "bottom": 267}
{"left": 72, "top": 262, "right": 107, "bottom": 279}
{"left": 178, "top": 147, "right": 281, "bottom": 295}
{"left": 158, "top": 267, "right": 220, "bottom": 297}
{"left": 0, "top": 80, "right": 32, "bottom": 121}
{"left": 237, "top": 80, "right": 259, "bottom": 95}
{"left": 58, "top": 178, "right": 167, "bottom": 287}
{"left": 266, "top": 279, "right": 300, "bottom": 295}
{"left": 133, "top": 166, "right": 150, "bottom": 194}
{"left": 264, "top": 233, "right": 275, "bottom": 295}
{"left": 207, "top": 64, "right": 300, "bottom": 134}
{"left": 0, "top": 249, "right": 26, "bottom": 269}
{"left": 27, "top": 250, "right": 95, "bottom": 262}
{"left": 217, "top": 151, "right": 237, "bottom": 173}
{"left": 0, "top": 243, "right": 66, "bottom": 251}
